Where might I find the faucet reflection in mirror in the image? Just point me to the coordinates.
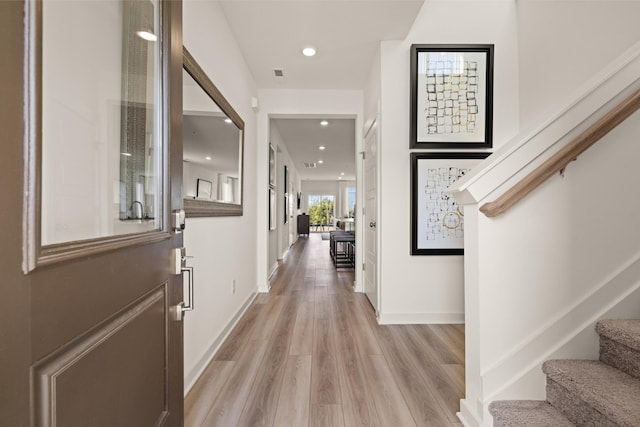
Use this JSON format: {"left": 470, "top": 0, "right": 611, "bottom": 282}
{"left": 182, "top": 47, "right": 245, "bottom": 217}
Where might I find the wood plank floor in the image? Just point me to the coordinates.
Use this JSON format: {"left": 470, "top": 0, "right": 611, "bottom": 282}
{"left": 185, "top": 233, "right": 465, "bottom": 427}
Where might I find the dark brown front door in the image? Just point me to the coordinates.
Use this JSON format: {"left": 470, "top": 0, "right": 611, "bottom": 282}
{"left": 0, "top": 1, "right": 184, "bottom": 425}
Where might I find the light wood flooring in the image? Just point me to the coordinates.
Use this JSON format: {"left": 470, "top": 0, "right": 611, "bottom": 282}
{"left": 185, "top": 233, "right": 465, "bottom": 427}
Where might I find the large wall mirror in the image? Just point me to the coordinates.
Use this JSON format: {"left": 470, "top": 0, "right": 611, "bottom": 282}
{"left": 183, "top": 47, "right": 244, "bottom": 217}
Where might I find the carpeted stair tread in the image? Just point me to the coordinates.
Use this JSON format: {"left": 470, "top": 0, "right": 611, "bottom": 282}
{"left": 596, "top": 319, "right": 640, "bottom": 351}
{"left": 489, "top": 400, "right": 575, "bottom": 426}
{"left": 543, "top": 359, "right": 640, "bottom": 426}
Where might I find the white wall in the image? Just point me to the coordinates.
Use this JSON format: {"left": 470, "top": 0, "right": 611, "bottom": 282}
{"left": 182, "top": 0, "right": 259, "bottom": 392}
{"left": 517, "top": 0, "right": 640, "bottom": 131}
{"left": 267, "top": 127, "right": 283, "bottom": 274}
{"left": 267, "top": 122, "right": 301, "bottom": 276}
{"left": 376, "top": 1, "right": 519, "bottom": 324}
{"left": 256, "top": 89, "right": 364, "bottom": 291}
{"left": 364, "top": 47, "right": 381, "bottom": 131}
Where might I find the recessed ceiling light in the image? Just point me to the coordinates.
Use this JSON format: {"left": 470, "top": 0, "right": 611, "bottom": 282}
{"left": 319, "top": 145, "right": 326, "bottom": 150}
{"left": 205, "top": 156, "right": 212, "bottom": 160}
{"left": 318, "top": 160, "right": 324, "bottom": 164}
{"left": 136, "top": 30, "right": 157, "bottom": 42}
{"left": 121, "top": 152, "right": 132, "bottom": 157}
{"left": 320, "top": 120, "right": 329, "bottom": 126}
{"left": 224, "top": 118, "right": 232, "bottom": 123}
{"left": 338, "top": 177, "right": 342, "bottom": 180}
{"left": 341, "top": 172, "right": 345, "bottom": 176}
{"left": 302, "top": 47, "right": 316, "bottom": 57}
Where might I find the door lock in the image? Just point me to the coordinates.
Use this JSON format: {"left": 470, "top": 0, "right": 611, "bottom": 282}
{"left": 172, "top": 209, "right": 186, "bottom": 233}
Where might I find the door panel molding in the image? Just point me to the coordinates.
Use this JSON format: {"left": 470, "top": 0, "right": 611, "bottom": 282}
{"left": 33, "top": 286, "right": 169, "bottom": 427}
{"left": 34, "top": 232, "right": 171, "bottom": 272}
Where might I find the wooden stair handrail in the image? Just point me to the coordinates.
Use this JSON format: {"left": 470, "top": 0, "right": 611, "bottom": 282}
{"left": 480, "top": 88, "right": 640, "bottom": 218}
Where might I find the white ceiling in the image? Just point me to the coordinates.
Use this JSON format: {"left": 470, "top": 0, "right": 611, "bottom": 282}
{"left": 217, "top": 0, "right": 424, "bottom": 181}
{"left": 218, "top": 0, "right": 424, "bottom": 90}
{"left": 183, "top": 114, "right": 241, "bottom": 177}
{"left": 272, "top": 118, "right": 356, "bottom": 181}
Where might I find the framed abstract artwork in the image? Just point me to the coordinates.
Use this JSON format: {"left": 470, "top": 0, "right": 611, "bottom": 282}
{"left": 410, "top": 44, "right": 494, "bottom": 149}
{"left": 411, "top": 152, "right": 489, "bottom": 255}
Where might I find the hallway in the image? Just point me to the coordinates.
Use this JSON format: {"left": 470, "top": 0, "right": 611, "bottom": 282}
{"left": 185, "top": 234, "right": 465, "bottom": 426}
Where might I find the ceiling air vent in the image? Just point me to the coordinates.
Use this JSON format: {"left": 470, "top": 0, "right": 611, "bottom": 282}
{"left": 304, "top": 162, "right": 317, "bottom": 168}
{"left": 273, "top": 68, "right": 284, "bottom": 78}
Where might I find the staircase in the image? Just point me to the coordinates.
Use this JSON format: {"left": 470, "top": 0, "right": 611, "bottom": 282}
{"left": 489, "top": 320, "right": 640, "bottom": 426}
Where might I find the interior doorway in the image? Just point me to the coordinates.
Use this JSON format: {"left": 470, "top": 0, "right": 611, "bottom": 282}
{"left": 268, "top": 116, "right": 358, "bottom": 280}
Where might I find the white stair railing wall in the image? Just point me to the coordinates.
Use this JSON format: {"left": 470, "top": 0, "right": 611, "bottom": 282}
{"left": 447, "top": 40, "right": 640, "bottom": 427}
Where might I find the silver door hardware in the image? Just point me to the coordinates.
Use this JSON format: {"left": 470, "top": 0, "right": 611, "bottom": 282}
{"left": 181, "top": 265, "right": 194, "bottom": 313}
{"left": 171, "top": 247, "right": 184, "bottom": 275}
{"left": 172, "top": 209, "right": 186, "bottom": 233}
{"left": 173, "top": 302, "right": 185, "bottom": 321}
{"left": 369, "top": 221, "right": 376, "bottom": 228}
{"left": 171, "top": 247, "right": 194, "bottom": 320}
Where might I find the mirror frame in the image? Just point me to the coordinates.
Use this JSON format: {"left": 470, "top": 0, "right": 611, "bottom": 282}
{"left": 182, "top": 47, "right": 245, "bottom": 217}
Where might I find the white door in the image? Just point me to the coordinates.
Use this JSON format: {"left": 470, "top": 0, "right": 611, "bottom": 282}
{"left": 364, "top": 120, "right": 379, "bottom": 313}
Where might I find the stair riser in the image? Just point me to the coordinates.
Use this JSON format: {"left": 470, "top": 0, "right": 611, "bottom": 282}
{"left": 600, "top": 336, "right": 640, "bottom": 380}
{"left": 546, "top": 379, "right": 617, "bottom": 427}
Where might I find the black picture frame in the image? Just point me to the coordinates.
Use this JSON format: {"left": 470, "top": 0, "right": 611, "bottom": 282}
{"left": 410, "top": 44, "right": 494, "bottom": 149}
{"left": 283, "top": 165, "right": 289, "bottom": 224}
{"left": 268, "top": 143, "right": 276, "bottom": 188}
{"left": 196, "top": 178, "right": 212, "bottom": 199}
{"left": 269, "top": 188, "right": 276, "bottom": 231}
{"left": 411, "top": 152, "right": 490, "bottom": 255}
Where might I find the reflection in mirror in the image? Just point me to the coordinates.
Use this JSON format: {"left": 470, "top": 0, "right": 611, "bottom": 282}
{"left": 41, "top": 0, "right": 162, "bottom": 245}
{"left": 183, "top": 72, "right": 240, "bottom": 203}
{"left": 182, "top": 48, "right": 244, "bottom": 217}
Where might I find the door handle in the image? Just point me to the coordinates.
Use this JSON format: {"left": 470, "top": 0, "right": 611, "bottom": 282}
{"left": 369, "top": 221, "right": 376, "bottom": 228}
{"left": 171, "top": 247, "right": 195, "bottom": 321}
{"left": 181, "top": 266, "right": 194, "bottom": 312}
{"left": 173, "top": 266, "right": 194, "bottom": 321}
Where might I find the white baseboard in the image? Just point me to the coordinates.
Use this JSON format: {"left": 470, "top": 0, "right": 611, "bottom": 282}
{"left": 458, "top": 398, "right": 483, "bottom": 427}
{"left": 377, "top": 312, "right": 464, "bottom": 324}
{"left": 184, "top": 290, "right": 258, "bottom": 395}
{"left": 353, "top": 279, "right": 363, "bottom": 293}
{"left": 268, "top": 261, "right": 279, "bottom": 279}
